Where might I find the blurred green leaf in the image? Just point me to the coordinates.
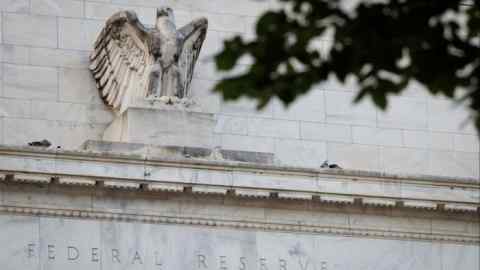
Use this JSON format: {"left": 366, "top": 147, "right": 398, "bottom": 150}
{"left": 213, "top": 0, "right": 480, "bottom": 131}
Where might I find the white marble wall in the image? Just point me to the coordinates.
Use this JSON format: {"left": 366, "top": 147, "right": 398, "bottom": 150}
{"left": 0, "top": 214, "right": 478, "bottom": 270}
{"left": 0, "top": 0, "right": 478, "bottom": 178}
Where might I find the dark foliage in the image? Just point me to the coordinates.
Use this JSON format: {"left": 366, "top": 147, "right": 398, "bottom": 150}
{"left": 214, "top": 0, "right": 480, "bottom": 130}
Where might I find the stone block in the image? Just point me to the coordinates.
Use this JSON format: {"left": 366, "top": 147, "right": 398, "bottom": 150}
{"left": 214, "top": 115, "right": 248, "bottom": 135}
{"left": 428, "top": 150, "right": 478, "bottom": 178}
{"left": 379, "top": 147, "right": 429, "bottom": 175}
{"left": 111, "top": 0, "right": 165, "bottom": 7}
{"left": 232, "top": 170, "right": 317, "bottom": 192}
{"left": 103, "top": 107, "right": 216, "bottom": 148}
{"left": 3, "top": 118, "right": 59, "bottom": 147}
{"left": 31, "top": 0, "right": 84, "bottom": 18}
{"left": 442, "top": 244, "right": 480, "bottom": 270}
{"left": 193, "top": 60, "right": 217, "bottom": 81}
{"left": 58, "top": 18, "right": 103, "bottom": 50}
{"left": 85, "top": 2, "right": 155, "bottom": 23}
{"left": 0, "top": 44, "right": 30, "bottom": 64}
{"left": 324, "top": 91, "right": 377, "bottom": 126}
{"left": 31, "top": 101, "right": 87, "bottom": 122}
{"left": 85, "top": 104, "right": 115, "bottom": 124}
{"left": 39, "top": 217, "right": 101, "bottom": 270}
{"left": 219, "top": 134, "right": 275, "bottom": 153}
{"left": 3, "top": 13, "right": 57, "bottom": 47}
{"left": 220, "top": 96, "right": 274, "bottom": 118}
{"left": 403, "top": 130, "right": 457, "bottom": 151}
{"left": 30, "top": 48, "right": 90, "bottom": 68}
{"left": 192, "top": 11, "right": 247, "bottom": 33}
{"left": 188, "top": 78, "right": 221, "bottom": 114}
{"left": 0, "top": 215, "right": 39, "bottom": 270}
{"left": 429, "top": 132, "right": 455, "bottom": 150}
{"left": 247, "top": 118, "right": 299, "bottom": 139}
{"left": 402, "top": 130, "right": 429, "bottom": 149}
{"left": 193, "top": 0, "right": 271, "bottom": 16}
{"left": 56, "top": 121, "right": 106, "bottom": 149}
{"left": 58, "top": 68, "right": 101, "bottom": 104}
{"left": 327, "top": 142, "right": 380, "bottom": 171}
{"left": 3, "top": 118, "right": 106, "bottom": 149}
{"left": 0, "top": 0, "right": 30, "bottom": 13}
{"left": 3, "top": 64, "right": 58, "bottom": 101}
{"left": 0, "top": 97, "right": 31, "bottom": 118}
{"left": 352, "top": 126, "right": 403, "bottom": 146}
{"left": 427, "top": 98, "right": 476, "bottom": 133}
{"left": 274, "top": 138, "right": 327, "bottom": 167}
{"left": 272, "top": 88, "right": 326, "bottom": 122}
{"left": 377, "top": 96, "right": 427, "bottom": 129}
{"left": 453, "top": 134, "right": 479, "bottom": 153}
{"left": 300, "top": 122, "right": 351, "bottom": 143}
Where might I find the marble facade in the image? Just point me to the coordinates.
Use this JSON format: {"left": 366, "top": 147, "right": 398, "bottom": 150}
{"left": 0, "top": 145, "right": 478, "bottom": 269}
{"left": 0, "top": 0, "right": 477, "bottom": 178}
{"left": 0, "top": 1, "right": 479, "bottom": 270}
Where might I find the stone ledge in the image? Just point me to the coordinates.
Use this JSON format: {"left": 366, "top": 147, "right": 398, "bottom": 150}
{"left": 82, "top": 140, "right": 275, "bottom": 165}
{"left": 0, "top": 144, "right": 478, "bottom": 186}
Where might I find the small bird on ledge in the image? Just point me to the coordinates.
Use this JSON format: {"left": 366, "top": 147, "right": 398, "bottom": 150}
{"left": 321, "top": 160, "right": 342, "bottom": 169}
{"left": 28, "top": 139, "right": 52, "bottom": 148}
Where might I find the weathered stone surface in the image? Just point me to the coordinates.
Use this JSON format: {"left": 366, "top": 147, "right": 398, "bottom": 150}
{"left": 82, "top": 140, "right": 275, "bottom": 164}
{"left": 0, "top": 98, "right": 31, "bottom": 118}
{"left": 379, "top": 147, "right": 429, "bottom": 175}
{"left": 0, "top": 45, "right": 30, "bottom": 64}
{"left": 0, "top": 0, "right": 30, "bottom": 13}
{"left": 300, "top": 122, "right": 351, "bottom": 143}
{"left": 0, "top": 215, "right": 477, "bottom": 270}
{"left": 3, "top": 64, "right": 58, "bottom": 101}
{"left": 103, "top": 107, "right": 216, "bottom": 148}
{"left": 352, "top": 126, "right": 403, "bottom": 147}
{"left": 327, "top": 143, "right": 380, "bottom": 171}
{"left": 248, "top": 118, "right": 300, "bottom": 139}
{"left": 30, "top": 48, "right": 90, "bottom": 68}
{"left": 58, "top": 68, "right": 102, "bottom": 104}
{"left": 377, "top": 96, "right": 428, "bottom": 129}
{"left": 274, "top": 138, "right": 327, "bottom": 167}
{"left": 58, "top": 18, "right": 103, "bottom": 50}
{"left": 4, "top": 13, "right": 58, "bottom": 47}
{"left": 31, "top": 0, "right": 84, "bottom": 18}
{"left": 324, "top": 91, "right": 377, "bottom": 126}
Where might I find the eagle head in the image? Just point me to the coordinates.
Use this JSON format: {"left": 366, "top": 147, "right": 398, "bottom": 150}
{"left": 156, "top": 7, "right": 174, "bottom": 20}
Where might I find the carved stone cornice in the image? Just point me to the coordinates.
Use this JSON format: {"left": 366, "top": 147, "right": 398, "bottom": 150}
{"left": 0, "top": 145, "right": 478, "bottom": 213}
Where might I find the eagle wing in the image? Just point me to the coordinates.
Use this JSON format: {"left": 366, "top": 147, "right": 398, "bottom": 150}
{"left": 177, "top": 18, "right": 208, "bottom": 99}
{"left": 90, "top": 10, "right": 153, "bottom": 114}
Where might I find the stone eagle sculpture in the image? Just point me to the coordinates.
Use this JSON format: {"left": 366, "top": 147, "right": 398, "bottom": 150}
{"left": 90, "top": 8, "right": 208, "bottom": 114}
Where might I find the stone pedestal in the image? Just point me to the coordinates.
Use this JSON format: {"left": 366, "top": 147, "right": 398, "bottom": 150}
{"left": 103, "top": 104, "right": 215, "bottom": 148}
